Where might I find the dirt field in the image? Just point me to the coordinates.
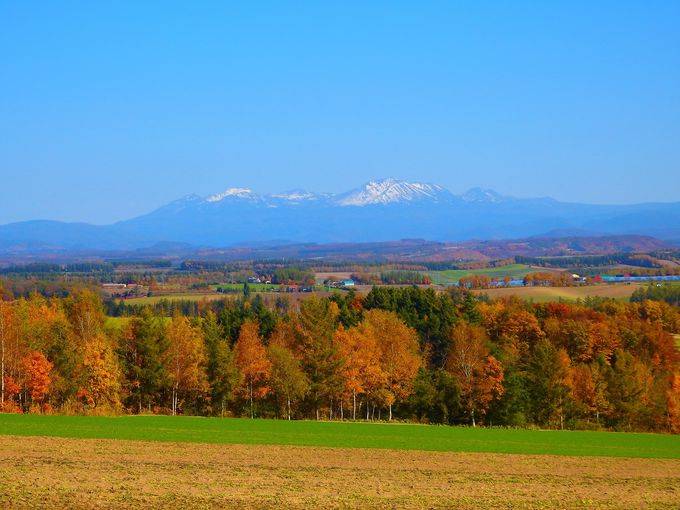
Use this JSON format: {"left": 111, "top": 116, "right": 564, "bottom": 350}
{"left": 1, "top": 435, "right": 678, "bottom": 509}
{"left": 473, "top": 283, "right": 646, "bottom": 302}
{"left": 315, "top": 271, "right": 354, "bottom": 282}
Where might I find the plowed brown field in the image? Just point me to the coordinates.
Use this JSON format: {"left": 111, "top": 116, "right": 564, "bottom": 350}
{"left": 1, "top": 435, "right": 678, "bottom": 509}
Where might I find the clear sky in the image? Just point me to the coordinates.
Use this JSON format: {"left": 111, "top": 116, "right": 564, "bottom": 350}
{"left": 1, "top": 1, "right": 679, "bottom": 224}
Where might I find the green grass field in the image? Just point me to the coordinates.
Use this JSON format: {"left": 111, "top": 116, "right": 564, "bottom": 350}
{"left": 114, "top": 293, "right": 226, "bottom": 305}
{"left": 104, "top": 317, "right": 172, "bottom": 329}
{"left": 0, "top": 414, "right": 678, "bottom": 458}
{"left": 104, "top": 316, "right": 133, "bottom": 329}
{"left": 211, "top": 283, "right": 273, "bottom": 292}
{"left": 428, "top": 264, "right": 537, "bottom": 284}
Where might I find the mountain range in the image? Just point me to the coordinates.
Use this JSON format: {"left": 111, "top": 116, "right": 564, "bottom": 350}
{"left": 2, "top": 178, "right": 679, "bottom": 252}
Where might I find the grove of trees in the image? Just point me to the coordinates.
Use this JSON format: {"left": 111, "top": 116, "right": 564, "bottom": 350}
{"left": 0, "top": 286, "right": 678, "bottom": 433}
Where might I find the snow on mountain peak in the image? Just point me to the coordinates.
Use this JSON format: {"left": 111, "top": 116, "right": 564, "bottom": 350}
{"left": 270, "top": 189, "right": 319, "bottom": 202}
{"left": 206, "top": 188, "right": 255, "bottom": 202}
{"left": 201, "top": 180, "right": 504, "bottom": 207}
{"left": 461, "top": 187, "right": 504, "bottom": 203}
{"left": 336, "top": 178, "right": 446, "bottom": 206}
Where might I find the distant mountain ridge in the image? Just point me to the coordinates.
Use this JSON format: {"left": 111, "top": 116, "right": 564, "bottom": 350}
{"left": 1, "top": 178, "right": 679, "bottom": 251}
{"left": 187, "top": 178, "right": 454, "bottom": 207}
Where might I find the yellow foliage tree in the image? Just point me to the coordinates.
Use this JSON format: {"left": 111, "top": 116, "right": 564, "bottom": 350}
{"left": 80, "top": 335, "right": 122, "bottom": 413}
{"left": 166, "top": 315, "right": 209, "bottom": 415}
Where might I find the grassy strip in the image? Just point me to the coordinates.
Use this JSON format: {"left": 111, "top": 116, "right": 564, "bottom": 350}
{"left": 0, "top": 414, "right": 678, "bottom": 458}
{"left": 428, "top": 264, "right": 534, "bottom": 284}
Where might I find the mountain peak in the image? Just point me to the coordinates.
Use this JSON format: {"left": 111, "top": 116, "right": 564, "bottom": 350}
{"left": 206, "top": 188, "right": 256, "bottom": 202}
{"left": 270, "top": 189, "right": 320, "bottom": 202}
{"left": 336, "top": 178, "right": 446, "bottom": 206}
{"left": 461, "top": 187, "right": 504, "bottom": 203}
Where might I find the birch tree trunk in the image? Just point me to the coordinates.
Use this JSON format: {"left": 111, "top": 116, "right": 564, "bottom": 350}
{"left": 249, "top": 378, "right": 254, "bottom": 419}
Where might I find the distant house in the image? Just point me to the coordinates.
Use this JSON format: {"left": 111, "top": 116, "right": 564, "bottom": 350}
{"left": 342, "top": 280, "right": 355, "bottom": 287}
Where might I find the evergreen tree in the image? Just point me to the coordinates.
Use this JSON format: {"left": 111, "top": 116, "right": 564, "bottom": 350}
{"left": 119, "top": 311, "right": 170, "bottom": 413}
{"left": 527, "top": 339, "right": 572, "bottom": 429}
{"left": 202, "top": 311, "right": 239, "bottom": 416}
{"left": 295, "top": 298, "right": 343, "bottom": 419}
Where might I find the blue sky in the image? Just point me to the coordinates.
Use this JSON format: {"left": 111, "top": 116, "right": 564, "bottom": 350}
{"left": 1, "top": 1, "right": 679, "bottom": 224}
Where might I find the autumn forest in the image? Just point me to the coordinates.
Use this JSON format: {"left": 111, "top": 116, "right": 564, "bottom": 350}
{"left": 0, "top": 286, "right": 678, "bottom": 434}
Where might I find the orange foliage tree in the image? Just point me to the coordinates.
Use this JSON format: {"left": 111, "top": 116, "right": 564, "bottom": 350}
{"left": 446, "top": 322, "right": 504, "bottom": 426}
{"left": 357, "top": 310, "right": 422, "bottom": 421}
{"left": 667, "top": 373, "right": 680, "bottom": 434}
{"left": 334, "top": 324, "right": 385, "bottom": 420}
{"left": 570, "top": 363, "right": 609, "bottom": 425}
{"left": 22, "top": 351, "right": 52, "bottom": 411}
{"left": 234, "top": 320, "right": 271, "bottom": 418}
{"left": 0, "top": 300, "right": 15, "bottom": 409}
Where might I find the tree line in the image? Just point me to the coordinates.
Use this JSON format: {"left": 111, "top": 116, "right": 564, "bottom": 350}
{"left": 631, "top": 285, "right": 680, "bottom": 307}
{"left": 0, "top": 286, "right": 678, "bottom": 433}
{"left": 350, "top": 270, "right": 432, "bottom": 285}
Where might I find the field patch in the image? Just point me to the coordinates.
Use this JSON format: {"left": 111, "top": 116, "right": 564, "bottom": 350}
{"left": 0, "top": 414, "right": 678, "bottom": 459}
{"left": 114, "top": 293, "right": 226, "bottom": 304}
{"left": 473, "top": 283, "right": 646, "bottom": 302}
{"left": 428, "top": 264, "right": 538, "bottom": 284}
{"left": 314, "top": 271, "right": 353, "bottom": 282}
{"left": 0, "top": 435, "right": 678, "bottom": 509}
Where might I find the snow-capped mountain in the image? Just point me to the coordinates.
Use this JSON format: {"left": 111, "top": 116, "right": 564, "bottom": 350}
{"left": 194, "top": 178, "right": 452, "bottom": 207}
{"left": 2, "top": 177, "right": 679, "bottom": 250}
{"left": 269, "top": 189, "right": 327, "bottom": 204}
{"left": 461, "top": 187, "right": 505, "bottom": 203}
{"left": 335, "top": 178, "right": 449, "bottom": 206}
{"left": 206, "top": 187, "right": 258, "bottom": 202}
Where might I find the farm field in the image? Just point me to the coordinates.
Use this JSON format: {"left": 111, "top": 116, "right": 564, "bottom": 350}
{"left": 1, "top": 436, "right": 679, "bottom": 509}
{"left": 114, "top": 288, "right": 334, "bottom": 305}
{"left": 0, "top": 417, "right": 679, "bottom": 509}
{"left": 314, "top": 271, "right": 353, "bottom": 282}
{"left": 1, "top": 415, "right": 678, "bottom": 458}
{"left": 211, "top": 283, "right": 283, "bottom": 292}
{"left": 114, "top": 292, "right": 226, "bottom": 305}
{"left": 427, "top": 264, "right": 547, "bottom": 284}
{"left": 473, "top": 283, "right": 647, "bottom": 302}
